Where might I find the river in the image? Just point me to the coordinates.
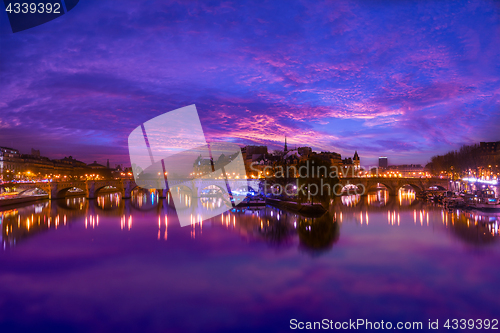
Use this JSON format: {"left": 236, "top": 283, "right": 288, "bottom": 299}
{"left": 0, "top": 189, "right": 499, "bottom": 332}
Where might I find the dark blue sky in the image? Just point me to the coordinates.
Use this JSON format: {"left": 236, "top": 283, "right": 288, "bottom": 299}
{"left": 0, "top": 0, "right": 499, "bottom": 167}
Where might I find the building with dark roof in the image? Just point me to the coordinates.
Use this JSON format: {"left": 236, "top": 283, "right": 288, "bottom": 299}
{"left": 87, "top": 161, "right": 107, "bottom": 169}
{"left": 0, "top": 147, "right": 23, "bottom": 180}
{"left": 480, "top": 141, "right": 500, "bottom": 155}
{"left": 353, "top": 151, "right": 360, "bottom": 170}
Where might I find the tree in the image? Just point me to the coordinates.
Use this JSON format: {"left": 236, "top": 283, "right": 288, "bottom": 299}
{"left": 428, "top": 143, "right": 498, "bottom": 177}
{"left": 296, "top": 155, "right": 339, "bottom": 206}
{"left": 271, "top": 149, "right": 285, "bottom": 158}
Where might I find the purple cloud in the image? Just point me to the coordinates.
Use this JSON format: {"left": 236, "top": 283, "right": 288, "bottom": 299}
{"left": 0, "top": 0, "right": 499, "bottom": 166}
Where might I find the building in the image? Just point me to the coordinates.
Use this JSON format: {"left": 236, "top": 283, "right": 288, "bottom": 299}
{"left": 1, "top": 146, "right": 129, "bottom": 181}
{"left": 379, "top": 157, "right": 388, "bottom": 169}
{"left": 193, "top": 155, "right": 213, "bottom": 176}
{"left": 479, "top": 142, "right": 500, "bottom": 178}
{"left": 53, "top": 156, "right": 91, "bottom": 178}
{"left": 87, "top": 161, "right": 107, "bottom": 170}
{"left": 0, "top": 147, "right": 23, "bottom": 181}
{"left": 339, "top": 152, "right": 361, "bottom": 176}
{"left": 353, "top": 151, "right": 360, "bottom": 170}
{"left": 480, "top": 141, "right": 500, "bottom": 154}
{"left": 241, "top": 145, "right": 269, "bottom": 178}
{"left": 57, "top": 156, "right": 88, "bottom": 168}
{"left": 386, "top": 164, "right": 425, "bottom": 178}
{"left": 21, "top": 151, "right": 55, "bottom": 177}
{"left": 315, "top": 151, "right": 341, "bottom": 167}
{"left": 85, "top": 161, "right": 113, "bottom": 179}
{"left": 341, "top": 157, "right": 356, "bottom": 177}
{"left": 241, "top": 145, "right": 268, "bottom": 161}
{"left": 53, "top": 159, "right": 76, "bottom": 176}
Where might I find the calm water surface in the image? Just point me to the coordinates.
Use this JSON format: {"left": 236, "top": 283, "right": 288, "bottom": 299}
{"left": 1, "top": 190, "right": 499, "bottom": 332}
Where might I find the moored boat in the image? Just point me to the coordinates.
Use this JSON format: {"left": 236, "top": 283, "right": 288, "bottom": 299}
{"left": 236, "top": 196, "right": 266, "bottom": 207}
{"left": 466, "top": 189, "right": 500, "bottom": 211}
{"left": 443, "top": 196, "right": 466, "bottom": 208}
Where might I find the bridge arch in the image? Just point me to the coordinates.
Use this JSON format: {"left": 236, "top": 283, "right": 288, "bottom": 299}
{"left": 127, "top": 185, "right": 140, "bottom": 194}
{"left": 168, "top": 185, "right": 195, "bottom": 209}
{"left": 426, "top": 184, "right": 447, "bottom": 191}
{"left": 396, "top": 183, "right": 422, "bottom": 194}
{"left": 169, "top": 184, "right": 194, "bottom": 195}
{"left": 56, "top": 186, "right": 86, "bottom": 199}
{"left": 232, "top": 184, "right": 259, "bottom": 195}
{"left": 340, "top": 183, "right": 364, "bottom": 195}
{"left": 198, "top": 184, "right": 228, "bottom": 197}
{"left": 365, "top": 181, "right": 396, "bottom": 196}
{"left": 93, "top": 185, "right": 122, "bottom": 197}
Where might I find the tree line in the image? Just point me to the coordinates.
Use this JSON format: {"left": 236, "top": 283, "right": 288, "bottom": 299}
{"left": 426, "top": 143, "right": 499, "bottom": 176}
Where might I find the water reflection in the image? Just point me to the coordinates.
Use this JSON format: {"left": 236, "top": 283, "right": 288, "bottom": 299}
{"left": 1, "top": 189, "right": 500, "bottom": 332}
{"left": 398, "top": 187, "right": 416, "bottom": 206}
{"left": 1, "top": 201, "right": 71, "bottom": 249}
{"left": 342, "top": 189, "right": 394, "bottom": 208}
{"left": 97, "top": 193, "right": 121, "bottom": 210}
{"left": 131, "top": 188, "right": 160, "bottom": 210}
{"left": 443, "top": 209, "right": 499, "bottom": 244}
{"left": 367, "top": 189, "right": 389, "bottom": 207}
{"left": 57, "top": 196, "right": 87, "bottom": 210}
{"left": 254, "top": 208, "right": 297, "bottom": 248}
{"left": 1, "top": 190, "right": 499, "bottom": 251}
{"left": 200, "top": 196, "right": 230, "bottom": 210}
{"left": 298, "top": 212, "right": 340, "bottom": 255}
{"left": 341, "top": 194, "right": 360, "bottom": 206}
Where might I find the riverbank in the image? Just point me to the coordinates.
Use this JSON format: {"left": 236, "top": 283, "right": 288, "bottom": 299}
{"left": 0, "top": 188, "right": 123, "bottom": 208}
{"left": 0, "top": 195, "right": 49, "bottom": 208}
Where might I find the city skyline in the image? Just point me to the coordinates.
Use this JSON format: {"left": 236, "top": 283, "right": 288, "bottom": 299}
{"left": 0, "top": 141, "right": 425, "bottom": 171}
{"left": 1, "top": 0, "right": 499, "bottom": 167}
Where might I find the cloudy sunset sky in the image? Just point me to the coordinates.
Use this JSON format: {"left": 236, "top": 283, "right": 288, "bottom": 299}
{"left": 1, "top": 0, "right": 499, "bottom": 167}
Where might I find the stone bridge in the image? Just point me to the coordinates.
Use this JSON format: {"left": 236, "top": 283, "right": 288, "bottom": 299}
{"left": 339, "top": 177, "right": 450, "bottom": 196}
{"left": 267, "top": 177, "right": 450, "bottom": 196}
{"left": 11, "top": 180, "right": 139, "bottom": 200}
{"left": 166, "top": 178, "right": 259, "bottom": 197}
{"left": 3, "top": 177, "right": 449, "bottom": 199}
{"left": 5, "top": 178, "right": 260, "bottom": 200}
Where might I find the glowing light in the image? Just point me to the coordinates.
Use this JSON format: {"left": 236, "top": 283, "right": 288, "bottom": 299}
{"left": 462, "top": 177, "right": 498, "bottom": 185}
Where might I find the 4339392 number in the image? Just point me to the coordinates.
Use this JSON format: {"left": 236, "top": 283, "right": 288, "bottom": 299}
{"left": 444, "top": 319, "right": 498, "bottom": 330}
{"left": 5, "top": 2, "right": 61, "bottom": 14}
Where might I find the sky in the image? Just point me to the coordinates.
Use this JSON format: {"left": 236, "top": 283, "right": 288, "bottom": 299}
{"left": 0, "top": 0, "right": 499, "bottom": 167}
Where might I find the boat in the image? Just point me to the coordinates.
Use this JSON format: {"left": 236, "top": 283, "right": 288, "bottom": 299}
{"left": 236, "top": 196, "right": 266, "bottom": 207}
{"left": 265, "top": 198, "right": 326, "bottom": 217}
{"left": 466, "top": 189, "right": 500, "bottom": 211}
{"left": 443, "top": 196, "right": 466, "bottom": 208}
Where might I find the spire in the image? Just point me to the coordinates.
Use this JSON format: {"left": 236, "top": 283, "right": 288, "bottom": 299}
{"left": 106, "top": 159, "right": 110, "bottom": 168}
{"left": 284, "top": 136, "right": 288, "bottom": 152}
{"left": 353, "top": 151, "right": 360, "bottom": 170}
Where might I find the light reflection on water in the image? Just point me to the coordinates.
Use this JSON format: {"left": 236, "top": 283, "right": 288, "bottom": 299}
{"left": 367, "top": 189, "right": 389, "bottom": 206}
{"left": 2, "top": 189, "right": 499, "bottom": 249}
{"left": 399, "top": 187, "right": 416, "bottom": 206}
{"left": 0, "top": 189, "right": 500, "bottom": 332}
